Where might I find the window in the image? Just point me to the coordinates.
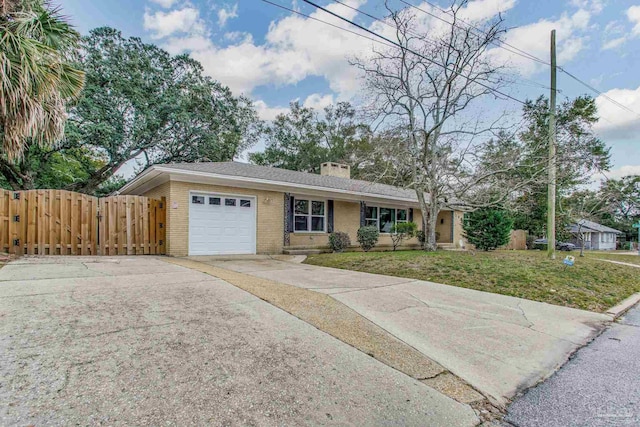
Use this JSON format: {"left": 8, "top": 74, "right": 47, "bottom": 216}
{"left": 209, "top": 197, "right": 221, "bottom": 205}
{"left": 225, "top": 198, "right": 236, "bottom": 206}
{"left": 379, "top": 208, "right": 395, "bottom": 233}
{"left": 365, "top": 206, "right": 378, "bottom": 228}
{"left": 192, "top": 196, "right": 205, "bottom": 204}
{"left": 365, "top": 206, "right": 408, "bottom": 233}
{"left": 293, "top": 198, "right": 325, "bottom": 232}
{"left": 240, "top": 199, "right": 251, "bottom": 208}
{"left": 396, "top": 209, "right": 407, "bottom": 224}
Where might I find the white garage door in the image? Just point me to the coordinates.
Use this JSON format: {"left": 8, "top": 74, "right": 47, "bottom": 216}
{"left": 189, "top": 193, "right": 256, "bottom": 255}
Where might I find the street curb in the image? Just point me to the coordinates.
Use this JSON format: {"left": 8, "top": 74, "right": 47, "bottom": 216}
{"left": 606, "top": 292, "right": 640, "bottom": 319}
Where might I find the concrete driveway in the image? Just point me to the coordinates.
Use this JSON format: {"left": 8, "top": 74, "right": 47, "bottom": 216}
{"left": 196, "top": 257, "right": 612, "bottom": 407}
{"left": 0, "top": 256, "right": 477, "bottom": 426}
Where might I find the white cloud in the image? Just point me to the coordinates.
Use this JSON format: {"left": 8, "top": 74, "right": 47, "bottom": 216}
{"left": 605, "top": 165, "right": 640, "bottom": 180}
{"left": 253, "top": 100, "right": 290, "bottom": 121}
{"left": 602, "top": 36, "right": 626, "bottom": 50}
{"left": 303, "top": 93, "right": 335, "bottom": 111}
{"left": 459, "top": 0, "right": 516, "bottom": 21}
{"left": 150, "top": 0, "right": 178, "bottom": 8}
{"left": 159, "top": 0, "right": 375, "bottom": 95}
{"left": 570, "top": 0, "right": 604, "bottom": 14}
{"left": 145, "top": 0, "right": 526, "bottom": 100}
{"left": 143, "top": 7, "right": 205, "bottom": 39}
{"left": 594, "top": 85, "right": 640, "bottom": 140}
{"left": 628, "top": 5, "right": 640, "bottom": 36}
{"left": 163, "top": 35, "right": 213, "bottom": 55}
{"left": 489, "top": 7, "right": 593, "bottom": 76}
{"left": 217, "top": 4, "right": 238, "bottom": 28}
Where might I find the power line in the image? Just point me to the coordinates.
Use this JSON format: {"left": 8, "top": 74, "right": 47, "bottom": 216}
{"left": 402, "top": 0, "right": 550, "bottom": 66}
{"left": 298, "top": 0, "right": 527, "bottom": 104}
{"left": 400, "top": 0, "right": 640, "bottom": 118}
{"left": 558, "top": 67, "right": 640, "bottom": 119}
{"left": 259, "top": 0, "right": 396, "bottom": 49}
{"left": 331, "top": 0, "right": 552, "bottom": 91}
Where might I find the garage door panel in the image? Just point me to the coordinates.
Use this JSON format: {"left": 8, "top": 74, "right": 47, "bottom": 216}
{"left": 189, "top": 192, "right": 257, "bottom": 255}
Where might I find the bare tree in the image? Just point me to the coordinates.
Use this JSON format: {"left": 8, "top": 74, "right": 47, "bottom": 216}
{"left": 352, "top": 1, "right": 527, "bottom": 250}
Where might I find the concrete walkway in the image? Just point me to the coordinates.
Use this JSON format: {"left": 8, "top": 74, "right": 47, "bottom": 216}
{"left": 192, "top": 257, "right": 611, "bottom": 407}
{"left": 0, "top": 256, "right": 477, "bottom": 426}
{"left": 506, "top": 304, "right": 640, "bottom": 426}
{"left": 596, "top": 258, "right": 640, "bottom": 268}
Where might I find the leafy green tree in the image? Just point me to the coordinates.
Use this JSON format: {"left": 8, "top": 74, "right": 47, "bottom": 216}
{"left": 463, "top": 209, "right": 513, "bottom": 251}
{"left": 0, "top": 27, "right": 260, "bottom": 194}
{"left": 596, "top": 175, "right": 640, "bottom": 241}
{"left": 485, "top": 96, "right": 611, "bottom": 237}
{"left": 249, "top": 101, "right": 371, "bottom": 176}
{"left": 0, "top": 0, "right": 84, "bottom": 159}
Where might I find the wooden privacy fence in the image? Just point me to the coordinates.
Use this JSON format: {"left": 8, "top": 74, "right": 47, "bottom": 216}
{"left": 98, "top": 196, "right": 166, "bottom": 256}
{"left": 503, "top": 229, "right": 528, "bottom": 251}
{"left": 0, "top": 189, "right": 165, "bottom": 256}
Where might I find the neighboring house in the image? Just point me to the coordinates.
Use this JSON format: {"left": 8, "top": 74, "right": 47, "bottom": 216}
{"left": 568, "top": 219, "right": 622, "bottom": 250}
{"left": 119, "top": 162, "right": 465, "bottom": 256}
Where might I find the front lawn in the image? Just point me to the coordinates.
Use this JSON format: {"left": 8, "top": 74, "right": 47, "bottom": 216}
{"left": 304, "top": 250, "right": 640, "bottom": 312}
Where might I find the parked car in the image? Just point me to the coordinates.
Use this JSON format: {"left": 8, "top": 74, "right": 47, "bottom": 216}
{"left": 532, "top": 238, "right": 576, "bottom": 251}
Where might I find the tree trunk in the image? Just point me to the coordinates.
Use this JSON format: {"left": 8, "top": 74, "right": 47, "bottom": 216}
{"left": 417, "top": 189, "right": 439, "bottom": 251}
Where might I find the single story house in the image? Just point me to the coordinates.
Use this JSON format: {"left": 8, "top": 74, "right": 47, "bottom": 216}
{"left": 568, "top": 219, "right": 622, "bottom": 250}
{"left": 119, "top": 162, "right": 466, "bottom": 256}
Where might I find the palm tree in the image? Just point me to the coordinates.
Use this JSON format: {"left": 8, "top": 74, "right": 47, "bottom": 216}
{"left": 0, "top": 0, "right": 84, "bottom": 160}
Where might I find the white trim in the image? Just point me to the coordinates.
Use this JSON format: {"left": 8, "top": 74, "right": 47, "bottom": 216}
{"left": 365, "top": 204, "right": 410, "bottom": 233}
{"left": 292, "top": 195, "right": 327, "bottom": 234}
{"left": 188, "top": 190, "right": 257, "bottom": 256}
{"left": 119, "top": 165, "right": 422, "bottom": 206}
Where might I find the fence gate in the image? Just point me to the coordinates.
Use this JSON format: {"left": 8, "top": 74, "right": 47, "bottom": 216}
{"left": 0, "top": 189, "right": 165, "bottom": 256}
{"left": 98, "top": 195, "right": 166, "bottom": 255}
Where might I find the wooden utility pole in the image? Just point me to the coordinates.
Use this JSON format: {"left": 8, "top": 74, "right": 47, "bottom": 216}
{"left": 547, "top": 30, "right": 557, "bottom": 259}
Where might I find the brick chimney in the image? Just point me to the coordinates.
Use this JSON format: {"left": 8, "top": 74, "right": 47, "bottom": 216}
{"left": 321, "top": 162, "right": 351, "bottom": 179}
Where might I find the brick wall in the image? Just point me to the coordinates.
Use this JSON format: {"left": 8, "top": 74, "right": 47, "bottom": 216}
{"left": 290, "top": 200, "right": 423, "bottom": 249}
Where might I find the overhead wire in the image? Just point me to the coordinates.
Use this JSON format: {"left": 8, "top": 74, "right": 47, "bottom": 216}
{"left": 400, "top": 0, "right": 640, "bottom": 118}
{"left": 297, "top": 0, "right": 527, "bottom": 104}
{"left": 331, "top": 0, "right": 552, "bottom": 91}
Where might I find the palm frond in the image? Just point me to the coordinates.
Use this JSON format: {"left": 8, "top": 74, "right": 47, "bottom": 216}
{"left": 0, "top": 0, "right": 84, "bottom": 160}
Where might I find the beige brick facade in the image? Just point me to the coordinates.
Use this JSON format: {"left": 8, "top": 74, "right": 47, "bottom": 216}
{"left": 144, "top": 180, "right": 284, "bottom": 256}
{"left": 142, "top": 179, "right": 462, "bottom": 255}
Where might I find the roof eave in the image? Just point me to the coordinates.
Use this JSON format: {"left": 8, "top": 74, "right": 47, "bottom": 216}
{"left": 120, "top": 166, "right": 424, "bottom": 206}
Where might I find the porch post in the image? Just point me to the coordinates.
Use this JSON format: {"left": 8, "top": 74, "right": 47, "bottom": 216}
{"left": 450, "top": 211, "right": 455, "bottom": 243}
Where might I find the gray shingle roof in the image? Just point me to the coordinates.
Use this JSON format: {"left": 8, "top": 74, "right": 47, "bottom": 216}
{"left": 158, "top": 162, "right": 419, "bottom": 201}
{"left": 568, "top": 219, "right": 622, "bottom": 234}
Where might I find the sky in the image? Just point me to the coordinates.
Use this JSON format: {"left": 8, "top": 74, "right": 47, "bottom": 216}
{"left": 57, "top": 0, "right": 640, "bottom": 183}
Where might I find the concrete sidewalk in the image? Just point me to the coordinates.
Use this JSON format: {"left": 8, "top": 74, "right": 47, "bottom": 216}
{"left": 194, "top": 257, "right": 611, "bottom": 407}
{"left": 0, "top": 256, "right": 477, "bottom": 426}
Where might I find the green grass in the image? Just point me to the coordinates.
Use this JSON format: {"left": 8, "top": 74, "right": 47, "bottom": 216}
{"left": 304, "top": 250, "right": 640, "bottom": 312}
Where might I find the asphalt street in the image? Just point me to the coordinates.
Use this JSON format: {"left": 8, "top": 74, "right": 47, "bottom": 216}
{"left": 506, "top": 304, "right": 640, "bottom": 427}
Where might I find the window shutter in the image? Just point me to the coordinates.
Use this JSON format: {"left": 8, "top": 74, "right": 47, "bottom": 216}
{"left": 285, "top": 194, "right": 294, "bottom": 233}
{"left": 409, "top": 208, "right": 414, "bottom": 222}
{"left": 360, "top": 201, "right": 366, "bottom": 227}
{"left": 327, "top": 200, "right": 334, "bottom": 233}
